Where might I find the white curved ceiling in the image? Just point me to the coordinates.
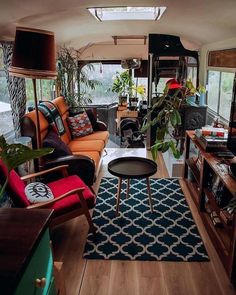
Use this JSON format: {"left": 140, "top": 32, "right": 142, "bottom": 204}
{"left": 0, "top": 0, "right": 236, "bottom": 58}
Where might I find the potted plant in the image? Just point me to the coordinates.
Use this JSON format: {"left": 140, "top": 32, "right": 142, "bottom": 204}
{"left": 142, "top": 80, "right": 207, "bottom": 160}
{"left": 129, "top": 84, "right": 146, "bottom": 111}
{"left": 111, "top": 70, "right": 134, "bottom": 106}
{"left": 185, "top": 79, "right": 206, "bottom": 105}
{"left": 56, "top": 45, "right": 100, "bottom": 113}
{"left": 0, "top": 135, "right": 53, "bottom": 200}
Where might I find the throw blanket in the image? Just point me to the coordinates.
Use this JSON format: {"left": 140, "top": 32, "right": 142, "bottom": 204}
{"left": 38, "top": 101, "right": 66, "bottom": 136}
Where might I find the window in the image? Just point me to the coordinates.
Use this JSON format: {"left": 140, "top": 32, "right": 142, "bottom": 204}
{"left": 25, "top": 78, "right": 54, "bottom": 110}
{"left": 207, "top": 70, "right": 234, "bottom": 121}
{"left": 80, "top": 63, "right": 124, "bottom": 105}
{"left": 80, "top": 63, "right": 148, "bottom": 105}
{"left": 187, "top": 67, "right": 197, "bottom": 87}
{"left": 0, "top": 46, "right": 13, "bottom": 135}
{"left": 87, "top": 7, "right": 167, "bottom": 21}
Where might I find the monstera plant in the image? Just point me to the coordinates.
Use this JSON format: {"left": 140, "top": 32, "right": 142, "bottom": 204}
{"left": 0, "top": 135, "right": 53, "bottom": 199}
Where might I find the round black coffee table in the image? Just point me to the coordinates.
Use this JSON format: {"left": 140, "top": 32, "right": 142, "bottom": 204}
{"left": 108, "top": 156, "right": 157, "bottom": 215}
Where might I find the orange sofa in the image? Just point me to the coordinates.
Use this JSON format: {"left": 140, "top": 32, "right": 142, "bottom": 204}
{"left": 21, "top": 96, "right": 109, "bottom": 185}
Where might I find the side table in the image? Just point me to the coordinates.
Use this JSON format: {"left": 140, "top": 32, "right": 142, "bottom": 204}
{"left": 108, "top": 156, "right": 157, "bottom": 215}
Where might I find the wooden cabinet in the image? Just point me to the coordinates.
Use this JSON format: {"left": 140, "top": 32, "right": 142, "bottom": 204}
{"left": 183, "top": 131, "right": 236, "bottom": 283}
{"left": 0, "top": 208, "right": 55, "bottom": 295}
{"left": 116, "top": 110, "right": 138, "bottom": 129}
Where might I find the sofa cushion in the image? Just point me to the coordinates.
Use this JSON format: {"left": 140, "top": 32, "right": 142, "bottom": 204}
{"left": 43, "top": 129, "right": 72, "bottom": 159}
{"left": 73, "top": 130, "right": 109, "bottom": 145}
{"left": 67, "top": 112, "right": 93, "bottom": 138}
{"left": 68, "top": 139, "right": 104, "bottom": 154}
{"left": 47, "top": 175, "right": 95, "bottom": 216}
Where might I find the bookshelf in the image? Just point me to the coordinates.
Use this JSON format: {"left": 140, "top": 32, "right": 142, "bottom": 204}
{"left": 183, "top": 130, "right": 236, "bottom": 283}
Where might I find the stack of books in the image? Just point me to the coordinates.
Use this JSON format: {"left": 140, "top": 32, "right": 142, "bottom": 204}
{"left": 195, "top": 127, "right": 228, "bottom": 152}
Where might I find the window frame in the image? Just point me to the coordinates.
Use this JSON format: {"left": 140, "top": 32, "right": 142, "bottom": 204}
{"left": 206, "top": 65, "right": 236, "bottom": 122}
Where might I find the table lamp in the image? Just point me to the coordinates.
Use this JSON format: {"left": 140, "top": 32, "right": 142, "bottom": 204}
{"left": 9, "top": 27, "right": 57, "bottom": 149}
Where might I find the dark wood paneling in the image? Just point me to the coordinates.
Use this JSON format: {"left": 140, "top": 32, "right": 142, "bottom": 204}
{"left": 208, "top": 49, "right": 236, "bottom": 68}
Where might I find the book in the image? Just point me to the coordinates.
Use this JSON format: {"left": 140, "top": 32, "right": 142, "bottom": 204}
{"left": 195, "top": 135, "right": 227, "bottom": 152}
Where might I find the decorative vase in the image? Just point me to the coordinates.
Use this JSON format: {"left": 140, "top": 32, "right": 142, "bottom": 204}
{"left": 199, "top": 93, "right": 206, "bottom": 106}
{"left": 187, "top": 95, "right": 196, "bottom": 105}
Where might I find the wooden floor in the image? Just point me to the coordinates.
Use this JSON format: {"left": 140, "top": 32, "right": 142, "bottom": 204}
{"left": 51, "top": 148, "right": 236, "bottom": 295}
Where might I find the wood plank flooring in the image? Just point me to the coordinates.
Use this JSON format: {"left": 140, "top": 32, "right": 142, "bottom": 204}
{"left": 51, "top": 148, "right": 236, "bottom": 295}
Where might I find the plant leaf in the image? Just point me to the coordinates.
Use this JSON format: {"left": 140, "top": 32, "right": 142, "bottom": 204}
{"left": 156, "top": 127, "right": 166, "bottom": 141}
{"left": 170, "top": 111, "right": 177, "bottom": 126}
{"left": 175, "top": 110, "right": 182, "bottom": 125}
{"left": 0, "top": 135, "right": 53, "bottom": 172}
{"left": 161, "top": 141, "right": 169, "bottom": 153}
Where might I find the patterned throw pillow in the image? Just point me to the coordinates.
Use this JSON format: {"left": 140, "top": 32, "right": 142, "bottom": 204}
{"left": 67, "top": 112, "right": 93, "bottom": 138}
{"left": 25, "top": 182, "right": 54, "bottom": 203}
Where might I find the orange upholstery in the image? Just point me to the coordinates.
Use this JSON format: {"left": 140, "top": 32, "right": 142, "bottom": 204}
{"left": 74, "top": 130, "right": 109, "bottom": 145}
{"left": 23, "top": 110, "right": 50, "bottom": 142}
{"left": 21, "top": 96, "right": 108, "bottom": 179}
{"left": 68, "top": 140, "right": 104, "bottom": 154}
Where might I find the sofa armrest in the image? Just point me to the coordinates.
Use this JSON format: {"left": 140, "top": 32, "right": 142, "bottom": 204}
{"left": 97, "top": 120, "right": 107, "bottom": 131}
{"left": 44, "top": 155, "right": 96, "bottom": 186}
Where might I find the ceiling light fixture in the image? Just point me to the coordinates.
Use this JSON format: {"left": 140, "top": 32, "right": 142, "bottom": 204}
{"left": 87, "top": 6, "right": 167, "bottom": 21}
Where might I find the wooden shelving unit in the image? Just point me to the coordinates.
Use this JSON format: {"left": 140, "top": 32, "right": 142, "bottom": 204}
{"left": 183, "top": 130, "right": 236, "bottom": 283}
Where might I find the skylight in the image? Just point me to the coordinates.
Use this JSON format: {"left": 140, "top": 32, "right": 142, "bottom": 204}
{"left": 87, "top": 7, "right": 167, "bottom": 21}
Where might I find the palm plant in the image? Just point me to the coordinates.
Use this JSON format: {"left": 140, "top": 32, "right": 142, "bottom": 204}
{"left": 56, "top": 45, "right": 101, "bottom": 109}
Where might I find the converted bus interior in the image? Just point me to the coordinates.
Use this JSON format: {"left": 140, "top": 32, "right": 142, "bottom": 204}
{"left": 0, "top": 1, "right": 236, "bottom": 294}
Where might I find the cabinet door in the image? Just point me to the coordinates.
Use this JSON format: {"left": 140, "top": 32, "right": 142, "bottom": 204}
{"left": 15, "top": 229, "right": 55, "bottom": 295}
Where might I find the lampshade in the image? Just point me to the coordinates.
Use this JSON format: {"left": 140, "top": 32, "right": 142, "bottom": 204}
{"left": 9, "top": 27, "right": 57, "bottom": 79}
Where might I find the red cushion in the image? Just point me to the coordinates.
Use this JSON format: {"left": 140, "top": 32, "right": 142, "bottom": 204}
{"left": 47, "top": 175, "right": 95, "bottom": 216}
{"left": 0, "top": 160, "right": 30, "bottom": 207}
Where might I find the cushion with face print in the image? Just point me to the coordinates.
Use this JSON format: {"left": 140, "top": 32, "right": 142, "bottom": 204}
{"left": 25, "top": 182, "right": 54, "bottom": 203}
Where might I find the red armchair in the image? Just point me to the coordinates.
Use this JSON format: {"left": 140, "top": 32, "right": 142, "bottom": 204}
{"left": 0, "top": 161, "right": 96, "bottom": 235}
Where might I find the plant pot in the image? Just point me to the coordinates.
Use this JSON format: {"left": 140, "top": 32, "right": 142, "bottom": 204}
{"left": 187, "top": 95, "right": 196, "bottom": 105}
{"left": 129, "top": 97, "right": 138, "bottom": 110}
{"left": 119, "top": 96, "right": 128, "bottom": 106}
{"left": 199, "top": 93, "right": 206, "bottom": 106}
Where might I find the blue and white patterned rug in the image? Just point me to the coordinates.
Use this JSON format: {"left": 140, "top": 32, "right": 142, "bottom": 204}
{"left": 83, "top": 178, "right": 209, "bottom": 261}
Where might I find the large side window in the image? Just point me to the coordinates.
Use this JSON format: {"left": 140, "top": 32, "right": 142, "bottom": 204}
{"left": 25, "top": 78, "right": 54, "bottom": 110}
{"left": 0, "top": 46, "right": 13, "bottom": 135}
{"left": 207, "top": 49, "right": 236, "bottom": 121}
{"left": 207, "top": 70, "right": 234, "bottom": 121}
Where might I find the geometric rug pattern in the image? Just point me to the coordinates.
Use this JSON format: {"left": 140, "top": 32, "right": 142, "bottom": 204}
{"left": 84, "top": 178, "right": 209, "bottom": 261}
